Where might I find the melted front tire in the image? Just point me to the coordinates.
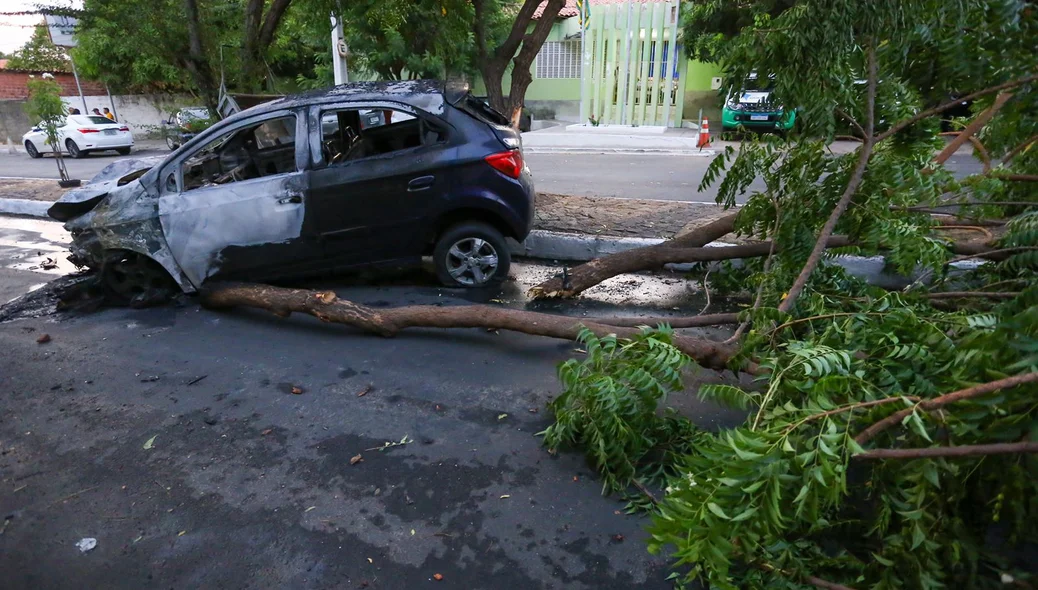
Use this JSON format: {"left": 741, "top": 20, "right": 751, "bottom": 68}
{"left": 101, "top": 251, "right": 177, "bottom": 307}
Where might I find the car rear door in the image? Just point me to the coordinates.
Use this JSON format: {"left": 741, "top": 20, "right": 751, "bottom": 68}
{"left": 157, "top": 109, "right": 318, "bottom": 287}
{"left": 303, "top": 101, "right": 453, "bottom": 266}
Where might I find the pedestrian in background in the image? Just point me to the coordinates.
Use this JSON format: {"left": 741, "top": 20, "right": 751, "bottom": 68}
{"left": 92, "top": 108, "right": 102, "bottom": 116}
{"left": 103, "top": 107, "right": 115, "bottom": 121}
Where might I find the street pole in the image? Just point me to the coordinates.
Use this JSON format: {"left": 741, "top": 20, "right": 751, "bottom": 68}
{"left": 69, "top": 59, "right": 88, "bottom": 114}
{"left": 330, "top": 14, "right": 349, "bottom": 85}
{"left": 105, "top": 83, "right": 118, "bottom": 121}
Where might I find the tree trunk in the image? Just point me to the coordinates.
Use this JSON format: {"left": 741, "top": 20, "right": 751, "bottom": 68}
{"left": 181, "top": 0, "right": 219, "bottom": 116}
{"left": 200, "top": 282, "right": 741, "bottom": 371}
{"left": 473, "top": 0, "right": 564, "bottom": 128}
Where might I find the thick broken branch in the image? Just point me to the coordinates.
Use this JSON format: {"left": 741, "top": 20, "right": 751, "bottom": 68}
{"left": 932, "top": 93, "right": 1011, "bottom": 167}
{"left": 595, "top": 313, "right": 739, "bottom": 328}
{"left": 1003, "top": 133, "right": 1038, "bottom": 164}
{"left": 201, "top": 282, "right": 743, "bottom": 371}
{"left": 529, "top": 212, "right": 740, "bottom": 299}
{"left": 778, "top": 46, "right": 877, "bottom": 314}
{"left": 855, "top": 372, "right": 1038, "bottom": 445}
{"left": 876, "top": 74, "right": 1038, "bottom": 142}
{"left": 855, "top": 441, "right": 1038, "bottom": 460}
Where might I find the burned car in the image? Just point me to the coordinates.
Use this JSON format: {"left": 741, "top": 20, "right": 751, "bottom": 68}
{"left": 48, "top": 80, "right": 534, "bottom": 300}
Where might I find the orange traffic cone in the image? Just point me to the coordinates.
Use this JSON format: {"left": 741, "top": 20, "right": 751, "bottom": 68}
{"left": 697, "top": 118, "right": 712, "bottom": 149}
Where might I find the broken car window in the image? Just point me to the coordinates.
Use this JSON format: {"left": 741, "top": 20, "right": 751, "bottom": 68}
{"left": 318, "top": 107, "right": 444, "bottom": 167}
{"left": 180, "top": 114, "right": 297, "bottom": 191}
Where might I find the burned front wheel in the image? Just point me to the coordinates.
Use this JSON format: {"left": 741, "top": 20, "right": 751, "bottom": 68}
{"left": 101, "top": 251, "right": 177, "bottom": 306}
{"left": 433, "top": 222, "right": 510, "bottom": 288}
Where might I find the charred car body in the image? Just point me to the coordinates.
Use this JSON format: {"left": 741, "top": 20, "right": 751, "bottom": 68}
{"left": 49, "top": 81, "right": 534, "bottom": 298}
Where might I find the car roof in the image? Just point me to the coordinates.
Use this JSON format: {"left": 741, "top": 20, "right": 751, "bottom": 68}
{"left": 227, "top": 79, "right": 468, "bottom": 124}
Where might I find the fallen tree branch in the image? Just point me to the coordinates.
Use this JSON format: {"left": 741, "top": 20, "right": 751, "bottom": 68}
{"left": 994, "top": 173, "right": 1038, "bottom": 182}
{"left": 932, "top": 93, "right": 1010, "bottom": 168}
{"left": 529, "top": 212, "right": 740, "bottom": 299}
{"left": 905, "top": 201, "right": 1037, "bottom": 209}
{"left": 200, "top": 282, "right": 744, "bottom": 371}
{"left": 756, "top": 561, "right": 857, "bottom": 590}
{"left": 922, "top": 291, "right": 1019, "bottom": 300}
{"left": 778, "top": 45, "right": 877, "bottom": 314}
{"left": 876, "top": 74, "right": 1038, "bottom": 142}
{"left": 1003, "top": 133, "right": 1038, "bottom": 164}
{"left": 855, "top": 441, "right": 1038, "bottom": 460}
{"left": 594, "top": 313, "right": 740, "bottom": 328}
{"left": 855, "top": 372, "right": 1038, "bottom": 445}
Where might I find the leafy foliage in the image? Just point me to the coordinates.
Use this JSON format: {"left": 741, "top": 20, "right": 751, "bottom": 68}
{"left": 6, "top": 24, "right": 71, "bottom": 72}
{"left": 548, "top": 0, "right": 1038, "bottom": 588}
{"left": 541, "top": 328, "right": 702, "bottom": 494}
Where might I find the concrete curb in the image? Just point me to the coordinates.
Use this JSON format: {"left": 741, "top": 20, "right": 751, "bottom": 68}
{"left": 0, "top": 198, "right": 51, "bottom": 218}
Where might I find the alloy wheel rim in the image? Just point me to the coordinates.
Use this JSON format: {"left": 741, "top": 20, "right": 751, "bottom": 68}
{"left": 445, "top": 237, "right": 499, "bottom": 286}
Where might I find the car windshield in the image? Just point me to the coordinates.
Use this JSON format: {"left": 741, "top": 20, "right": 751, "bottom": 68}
{"left": 71, "top": 115, "right": 115, "bottom": 125}
{"left": 179, "top": 108, "right": 210, "bottom": 121}
{"left": 742, "top": 76, "right": 775, "bottom": 92}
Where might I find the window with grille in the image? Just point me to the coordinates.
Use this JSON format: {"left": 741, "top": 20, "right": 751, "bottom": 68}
{"left": 535, "top": 41, "right": 582, "bottom": 79}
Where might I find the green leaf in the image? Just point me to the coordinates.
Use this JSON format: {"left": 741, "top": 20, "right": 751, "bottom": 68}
{"left": 706, "top": 502, "right": 732, "bottom": 520}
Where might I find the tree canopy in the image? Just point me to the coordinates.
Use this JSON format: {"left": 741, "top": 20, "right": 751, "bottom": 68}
{"left": 6, "top": 23, "right": 71, "bottom": 72}
{"left": 531, "top": 0, "right": 1038, "bottom": 588}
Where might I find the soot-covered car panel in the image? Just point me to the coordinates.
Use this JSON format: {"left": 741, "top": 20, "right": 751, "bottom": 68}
{"left": 48, "top": 80, "right": 534, "bottom": 294}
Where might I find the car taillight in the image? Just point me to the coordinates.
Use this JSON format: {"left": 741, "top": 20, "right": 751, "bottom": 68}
{"left": 484, "top": 150, "right": 523, "bottom": 179}
{"left": 119, "top": 126, "right": 129, "bottom": 132}
{"left": 78, "top": 128, "right": 100, "bottom": 133}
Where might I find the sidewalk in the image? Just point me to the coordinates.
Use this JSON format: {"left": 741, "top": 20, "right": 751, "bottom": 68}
{"left": 522, "top": 125, "right": 719, "bottom": 155}
{"left": 521, "top": 124, "right": 978, "bottom": 156}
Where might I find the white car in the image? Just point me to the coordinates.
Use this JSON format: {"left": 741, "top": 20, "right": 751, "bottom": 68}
{"left": 22, "top": 114, "right": 134, "bottom": 159}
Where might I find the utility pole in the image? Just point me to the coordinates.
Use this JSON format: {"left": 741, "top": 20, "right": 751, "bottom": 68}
{"left": 330, "top": 15, "right": 349, "bottom": 85}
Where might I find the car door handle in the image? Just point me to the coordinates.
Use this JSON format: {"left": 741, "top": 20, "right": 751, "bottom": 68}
{"left": 277, "top": 193, "right": 303, "bottom": 204}
{"left": 408, "top": 176, "right": 435, "bottom": 192}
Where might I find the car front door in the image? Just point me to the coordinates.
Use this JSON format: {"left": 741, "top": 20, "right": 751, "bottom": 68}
{"left": 304, "top": 102, "right": 452, "bottom": 266}
{"left": 157, "top": 109, "right": 318, "bottom": 287}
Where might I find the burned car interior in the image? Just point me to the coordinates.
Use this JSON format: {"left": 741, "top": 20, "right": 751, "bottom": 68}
{"left": 182, "top": 115, "right": 297, "bottom": 191}
{"left": 320, "top": 108, "right": 446, "bottom": 166}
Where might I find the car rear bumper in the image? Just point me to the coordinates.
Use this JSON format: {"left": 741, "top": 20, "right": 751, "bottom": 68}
{"left": 722, "top": 109, "right": 796, "bottom": 130}
{"left": 80, "top": 132, "right": 134, "bottom": 150}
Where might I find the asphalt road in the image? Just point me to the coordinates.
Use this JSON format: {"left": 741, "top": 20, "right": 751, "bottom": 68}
{"left": 0, "top": 144, "right": 984, "bottom": 205}
{"left": 0, "top": 216, "right": 744, "bottom": 589}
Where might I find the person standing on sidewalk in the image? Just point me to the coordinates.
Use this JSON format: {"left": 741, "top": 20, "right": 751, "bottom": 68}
{"left": 103, "top": 108, "right": 115, "bottom": 121}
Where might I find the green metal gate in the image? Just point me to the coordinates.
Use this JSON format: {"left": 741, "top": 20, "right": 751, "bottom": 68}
{"left": 579, "top": 0, "right": 685, "bottom": 127}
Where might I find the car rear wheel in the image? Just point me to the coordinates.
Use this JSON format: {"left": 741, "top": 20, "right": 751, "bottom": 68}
{"left": 433, "top": 222, "right": 510, "bottom": 288}
{"left": 166, "top": 136, "right": 179, "bottom": 150}
{"left": 117, "top": 147, "right": 131, "bottom": 155}
{"left": 66, "top": 139, "right": 85, "bottom": 158}
{"left": 24, "top": 140, "right": 41, "bottom": 158}
{"left": 102, "top": 251, "right": 177, "bottom": 306}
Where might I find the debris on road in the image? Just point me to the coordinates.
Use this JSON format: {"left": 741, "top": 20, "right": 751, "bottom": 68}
{"left": 433, "top": 573, "right": 444, "bottom": 581}
{"left": 497, "top": 413, "right": 508, "bottom": 421}
{"left": 365, "top": 435, "right": 412, "bottom": 452}
{"left": 36, "top": 333, "right": 51, "bottom": 344}
{"left": 356, "top": 384, "right": 374, "bottom": 397}
{"left": 187, "top": 375, "right": 208, "bottom": 386}
{"left": 291, "top": 386, "right": 304, "bottom": 395}
{"left": 142, "top": 435, "right": 156, "bottom": 450}
{"left": 261, "top": 429, "right": 273, "bottom": 436}
{"left": 75, "top": 538, "right": 97, "bottom": 552}
{"left": 350, "top": 454, "right": 363, "bottom": 465}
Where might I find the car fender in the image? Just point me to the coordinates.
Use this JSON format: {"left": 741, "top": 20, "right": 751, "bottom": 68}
{"left": 63, "top": 179, "right": 194, "bottom": 292}
{"left": 429, "top": 189, "right": 526, "bottom": 242}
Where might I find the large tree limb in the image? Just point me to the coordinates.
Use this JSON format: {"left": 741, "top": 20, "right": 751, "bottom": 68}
{"left": 1003, "top": 133, "right": 1038, "bottom": 164}
{"left": 200, "top": 282, "right": 743, "bottom": 371}
{"left": 855, "top": 372, "right": 1038, "bottom": 445}
{"left": 932, "top": 93, "right": 1012, "bottom": 167}
{"left": 855, "top": 441, "right": 1038, "bottom": 460}
{"left": 778, "top": 46, "right": 877, "bottom": 314}
{"left": 875, "top": 74, "right": 1038, "bottom": 142}
{"left": 529, "top": 213, "right": 740, "bottom": 298}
